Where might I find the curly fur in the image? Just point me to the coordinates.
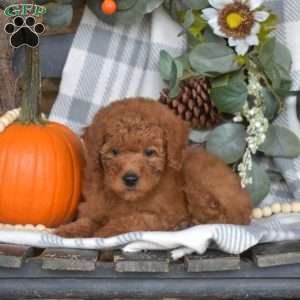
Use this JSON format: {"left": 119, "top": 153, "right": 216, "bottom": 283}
{"left": 56, "top": 98, "right": 252, "bottom": 237}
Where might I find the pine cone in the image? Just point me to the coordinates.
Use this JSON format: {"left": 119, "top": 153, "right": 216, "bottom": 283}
{"left": 159, "top": 77, "right": 222, "bottom": 129}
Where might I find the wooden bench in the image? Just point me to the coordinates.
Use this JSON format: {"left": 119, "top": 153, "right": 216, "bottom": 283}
{"left": 0, "top": 241, "right": 300, "bottom": 299}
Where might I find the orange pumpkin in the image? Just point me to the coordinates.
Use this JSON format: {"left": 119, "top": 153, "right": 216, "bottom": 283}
{"left": 0, "top": 122, "right": 83, "bottom": 227}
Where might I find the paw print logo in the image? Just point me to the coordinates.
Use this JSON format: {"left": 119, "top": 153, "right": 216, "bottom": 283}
{"left": 4, "top": 16, "right": 45, "bottom": 48}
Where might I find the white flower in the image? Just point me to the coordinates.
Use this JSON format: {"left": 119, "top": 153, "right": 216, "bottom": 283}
{"left": 202, "top": 0, "right": 269, "bottom": 55}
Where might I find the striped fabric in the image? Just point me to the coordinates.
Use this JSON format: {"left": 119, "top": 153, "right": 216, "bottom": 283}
{"left": 14, "top": 0, "right": 297, "bottom": 256}
{"left": 49, "top": 6, "right": 186, "bottom": 133}
{"left": 0, "top": 213, "right": 300, "bottom": 259}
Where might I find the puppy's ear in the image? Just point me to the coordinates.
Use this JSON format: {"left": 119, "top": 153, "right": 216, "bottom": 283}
{"left": 81, "top": 107, "right": 110, "bottom": 175}
{"left": 158, "top": 106, "right": 190, "bottom": 170}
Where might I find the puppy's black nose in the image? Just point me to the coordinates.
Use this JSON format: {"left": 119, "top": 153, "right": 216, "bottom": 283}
{"left": 122, "top": 172, "right": 139, "bottom": 187}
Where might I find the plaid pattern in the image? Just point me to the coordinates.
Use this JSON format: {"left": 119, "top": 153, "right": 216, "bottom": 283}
{"left": 50, "top": 7, "right": 186, "bottom": 133}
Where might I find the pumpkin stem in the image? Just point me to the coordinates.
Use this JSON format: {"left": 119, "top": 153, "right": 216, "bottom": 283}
{"left": 19, "top": 47, "right": 44, "bottom": 125}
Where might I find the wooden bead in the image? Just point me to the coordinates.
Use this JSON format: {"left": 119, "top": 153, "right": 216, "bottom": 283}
{"left": 11, "top": 109, "right": 20, "bottom": 118}
{"left": 3, "top": 224, "right": 13, "bottom": 229}
{"left": 262, "top": 206, "right": 272, "bottom": 217}
{"left": 0, "top": 117, "right": 10, "bottom": 127}
{"left": 24, "top": 224, "right": 35, "bottom": 230}
{"left": 252, "top": 208, "right": 263, "bottom": 219}
{"left": 281, "top": 203, "right": 292, "bottom": 214}
{"left": 271, "top": 202, "right": 282, "bottom": 214}
{"left": 0, "top": 122, "right": 5, "bottom": 133}
{"left": 292, "top": 202, "right": 300, "bottom": 213}
{"left": 36, "top": 224, "right": 46, "bottom": 231}
{"left": 11, "top": 109, "right": 20, "bottom": 119}
{"left": 5, "top": 112, "right": 16, "bottom": 121}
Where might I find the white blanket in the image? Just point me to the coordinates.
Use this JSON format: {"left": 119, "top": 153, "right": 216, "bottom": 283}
{"left": 0, "top": 213, "right": 300, "bottom": 259}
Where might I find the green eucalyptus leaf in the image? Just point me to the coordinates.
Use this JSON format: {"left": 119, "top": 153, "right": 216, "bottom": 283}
{"left": 179, "top": 9, "right": 207, "bottom": 42}
{"left": 183, "top": 9, "right": 195, "bottom": 29}
{"left": 184, "top": 0, "right": 209, "bottom": 9}
{"left": 144, "top": 0, "right": 164, "bottom": 13}
{"left": 259, "top": 125, "right": 300, "bottom": 157}
{"left": 211, "top": 74, "right": 230, "bottom": 88}
{"left": 259, "top": 38, "right": 292, "bottom": 73}
{"left": 212, "top": 70, "right": 245, "bottom": 88}
{"left": 175, "top": 54, "right": 190, "bottom": 69}
{"left": 117, "top": 0, "right": 137, "bottom": 10}
{"left": 169, "top": 61, "right": 179, "bottom": 97}
{"left": 262, "top": 88, "right": 279, "bottom": 120}
{"left": 174, "top": 59, "right": 184, "bottom": 79}
{"left": 203, "top": 27, "right": 226, "bottom": 45}
{"left": 189, "top": 43, "right": 239, "bottom": 76}
{"left": 159, "top": 50, "right": 174, "bottom": 81}
{"left": 187, "top": 32, "right": 201, "bottom": 49}
{"left": 189, "top": 129, "right": 211, "bottom": 143}
{"left": 44, "top": 3, "right": 73, "bottom": 27}
{"left": 206, "top": 123, "right": 247, "bottom": 164}
{"left": 259, "top": 38, "right": 292, "bottom": 95}
{"left": 274, "top": 67, "right": 292, "bottom": 96}
{"left": 211, "top": 76, "right": 248, "bottom": 114}
{"left": 246, "top": 162, "right": 270, "bottom": 206}
{"left": 163, "top": 0, "right": 181, "bottom": 20}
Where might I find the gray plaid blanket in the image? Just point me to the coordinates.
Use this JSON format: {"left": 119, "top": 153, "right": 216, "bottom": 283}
{"left": 0, "top": 0, "right": 294, "bottom": 255}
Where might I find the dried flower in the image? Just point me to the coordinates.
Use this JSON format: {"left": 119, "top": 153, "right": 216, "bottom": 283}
{"left": 236, "top": 69, "right": 269, "bottom": 187}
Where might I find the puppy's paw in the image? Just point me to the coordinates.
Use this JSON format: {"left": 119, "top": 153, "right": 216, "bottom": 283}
{"left": 55, "top": 219, "right": 96, "bottom": 238}
{"left": 55, "top": 224, "right": 83, "bottom": 238}
{"left": 94, "top": 227, "right": 121, "bottom": 238}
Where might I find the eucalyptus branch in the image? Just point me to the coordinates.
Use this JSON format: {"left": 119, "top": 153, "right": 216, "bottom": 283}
{"left": 248, "top": 57, "right": 283, "bottom": 113}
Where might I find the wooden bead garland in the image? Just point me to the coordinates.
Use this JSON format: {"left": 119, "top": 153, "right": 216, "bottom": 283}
{"left": 0, "top": 108, "right": 20, "bottom": 132}
{"left": 0, "top": 223, "right": 53, "bottom": 232}
{"left": 252, "top": 201, "right": 300, "bottom": 219}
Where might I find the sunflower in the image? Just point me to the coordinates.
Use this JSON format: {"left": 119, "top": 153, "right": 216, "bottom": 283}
{"left": 202, "top": 0, "right": 270, "bottom": 55}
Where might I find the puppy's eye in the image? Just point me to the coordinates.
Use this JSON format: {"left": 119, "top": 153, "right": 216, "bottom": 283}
{"left": 111, "top": 148, "right": 120, "bottom": 156}
{"left": 144, "top": 148, "right": 156, "bottom": 157}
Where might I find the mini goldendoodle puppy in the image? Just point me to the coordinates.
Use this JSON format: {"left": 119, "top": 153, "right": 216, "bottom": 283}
{"left": 56, "top": 98, "right": 252, "bottom": 237}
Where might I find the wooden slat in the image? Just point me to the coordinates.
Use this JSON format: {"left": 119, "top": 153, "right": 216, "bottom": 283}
{"left": 185, "top": 250, "right": 240, "bottom": 272}
{"left": 250, "top": 241, "right": 300, "bottom": 268}
{"left": 114, "top": 251, "right": 169, "bottom": 273}
{"left": 0, "top": 244, "right": 35, "bottom": 269}
{"left": 41, "top": 248, "right": 99, "bottom": 272}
